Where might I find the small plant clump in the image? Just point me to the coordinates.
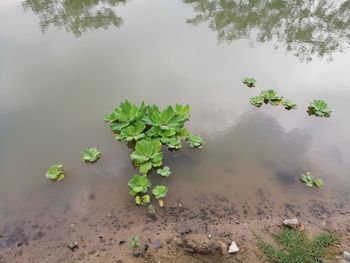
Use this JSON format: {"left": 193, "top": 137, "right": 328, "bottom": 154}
{"left": 105, "top": 100, "right": 203, "bottom": 205}
{"left": 249, "top": 89, "right": 297, "bottom": 111}
{"left": 243, "top": 77, "right": 257, "bottom": 88}
{"left": 45, "top": 164, "right": 64, "bottom": 181}
{"left": 80, "top": 147, "right": 101, "bottom": 163}
{"left": 128, "top": 235, "right": 141, "bottom": 250}
{"left": 307, "top": 100, "right": 332, "bottom": 118}
{"left": 300, "top": 172, "right": 324, "bottom": 188}
{"left": 257, "top": 227, "right": 339, "bottom": 263}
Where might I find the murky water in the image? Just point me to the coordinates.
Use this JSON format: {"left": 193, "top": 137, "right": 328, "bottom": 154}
{"left": 1, "top": 0, "right": 350, "bottom": 254}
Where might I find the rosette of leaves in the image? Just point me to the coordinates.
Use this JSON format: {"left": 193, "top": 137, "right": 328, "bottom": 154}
{"left": 188, "top": 134, "right": 203, "bottom": 148}
{"left": 307, "top": 100, "right": 332, "bottom": 117}
{"left": 157, "top": 166, "right": 171, "bottom": 177}
{"left": 81, "top": 147, "right": 101, "bottom": 163}
{"left": 130, "top": 139, "right": 163, "bottom": 174}
{"left": 175, "top": 104, "right": 191, "bottom": 120}
{"left": 161, "top": 137, "right": 182, "bottom": 150}
{"left": 260, "top": 89, "right": 283, "bottom": 105}
{"left": 152, "top": 185, "right": 168, "bottom": 199}
{"left": 300, "top": 172, "right": 324, "bottom": 188}
{"left": 115, "top": 121, "right": 146, "bottom": 142}
{"left": 142, "top": 105, "right": 186, "bottom": 134}
{"left": 45, "top": 164, "right": 64, "bottom": 181}
{"left": 128, "top": 174, "right": 151, "bottom": 196}
{"left": 282, "top": 100, "right": 298, "bottom": 110}
{"left": 135, "top": 194, "right": 151, "bottom": 205}
{"left": 243, "top": 77, "right": 257, "bottom": 88}
{"left": 250, "top": 96, "right": 264, "bottom": 107}
{"left": 104, "top": 100, "right": 146, "bottom": 132}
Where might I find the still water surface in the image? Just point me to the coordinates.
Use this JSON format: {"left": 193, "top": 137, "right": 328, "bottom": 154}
{"left": 1, "top": 0, "right": 350, "bottom": 233}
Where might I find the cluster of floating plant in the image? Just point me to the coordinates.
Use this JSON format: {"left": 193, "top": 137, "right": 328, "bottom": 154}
{"left": 104, "top": 100, "right": 203, "bottom": 205}
{"left": 244, "top": 77, "right": 331, "bottom": 117}
{"left": 300, "top": 172, "right": 324, "bottom": 188}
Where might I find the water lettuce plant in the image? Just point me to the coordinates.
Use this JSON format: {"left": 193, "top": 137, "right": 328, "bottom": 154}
{"left": 260, "top": 89, "right": 283, "bottom": 105}
{"left": 45, "top": 164, "right": 64, "bottom": 181}
{"left": 81, "top": 147, "right": 101, "bottom": 163}
{"left": 243, "top": 77, "right": 257, "bottom": 88}
{"left": 128, "top": 175, "right": 151, "bottom": 196}
{"left": 250, "top": 96, "right": 264, "bottom": 107}
{"left": 308, "top": 100, "right": 332, "bottom": 117}
{"left": 105, "top": 100, "right": 203, "bottom": 205}
{"left": 152, "top": 185, "right": 168, "bottom": 199}
{"left": 130, "top": 139, "right": 163, "bottom": 174}
{"left": 157, "top": 166, "right": 171, "bottom": 177}
{"left": 300, "top": 172, "right": 324, "bottom": 188}
{"left": 282, "top": 100, "right": 298, "bottom": 110}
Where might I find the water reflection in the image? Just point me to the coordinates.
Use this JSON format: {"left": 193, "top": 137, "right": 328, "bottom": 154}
{"left": 184, "top": 0, "right": 350, "bottom": 61}
{"left": 22, "top": 0, "right": 130, "bottom": 37}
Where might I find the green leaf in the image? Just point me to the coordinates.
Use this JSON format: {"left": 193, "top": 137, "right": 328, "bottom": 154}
{"left": 162, "top": 137, "right": 182, "bottom": 150}
{"left": 313, "top": 178, "right": 324, "bottom": 188}
{"left": 135, "top": 194, "right": 151, "bottom": 205}
{"left": 260, "top": 89, "right": 283, "bottom": 105}
{"left": 250, "top": 96, "right": 263, "bottom": 107}
{"left": 81, "top": 147, "right": 101, "bottom": 163}
{"left": 282, "top": 100, "right": 298, "bottom": 110}
{"left": 152, "top": 185, "right": 168, "bottom": 199}
{"left": 45, "top": 164, "right": 64, "bottom": 182}
{"left": 308, "top": 100, "right": 332, "bottom": 118}
{"left": 157, "top": 166, "right": 171, "bottom": 177}
{"left": 188, "top": 134, "right": 203, "bottom": 148}
{"left": 128, "top": 175, "right": 150, "bottom": 195}
{"left": 243, "top": 77, "right": 257, "bottom": 88}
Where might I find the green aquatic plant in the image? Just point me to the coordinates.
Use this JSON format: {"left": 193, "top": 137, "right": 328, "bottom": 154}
{"left": 157, "top": 166, "right": 171, "bottom": 177}
{"left": 130, "top": 139, "right": 163, "bottom": 174}
{"left": 257, "top": 227, "right": 339, "bottom": 263}
{"left": 128, "top": 175, "right": 151, "bottom": 196}
{"left": 250, "top": 96, "right": 264, "bottom": 107}
{"left": 300, "top": 172, "right": 324, "bottom": 188}
{"left": 260, "top": 89, "right": 283, "bottom": 105}
{"left": 282, "top": 100, "right": 298, "bottom": 110}
{"left": 104, "top": 100, "right": 146, "bottom": 132}
{"left": 80, "top": 147, "right": 101, "bottom": 163}
{"left": 243, "top": 77, "right": 257, "bottom": 88}
{"left": 308, "top": 100, "right": 332, "bottom": 117}
{"left": 106, "top": 101, "right": 203, "bottom": 206}
{"left": 188, "top": 134, "right": 204, "bottom": 148}
{"left": 135, "top": 194, "right": 151, "bottom": 205}
{"left": 45, "top": 164, "right": 64, "bottom": 181}
{"left": 115, "top": 121, "right": 146, "bottom": 142}
{"left": 152, "top": 185, "right": 168, "bottom": 199}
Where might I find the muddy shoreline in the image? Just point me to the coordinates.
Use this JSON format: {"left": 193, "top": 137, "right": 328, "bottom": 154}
{"left": 1, "top": 192, "right": 349, "bottom": 263}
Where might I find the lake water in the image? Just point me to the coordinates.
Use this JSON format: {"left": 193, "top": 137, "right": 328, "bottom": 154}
{"left": 1, "top": 0, "right": 350, "bottom": 254}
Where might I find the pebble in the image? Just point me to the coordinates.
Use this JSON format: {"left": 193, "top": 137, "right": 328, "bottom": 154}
{"left": 68, "top": 241, "right": 79, "bottom": 251}
{"left": 228, "top": 241, "right": 239, "bottom": 254}
{"left": 283, "top": 218, "right": 299, "bottom": 228}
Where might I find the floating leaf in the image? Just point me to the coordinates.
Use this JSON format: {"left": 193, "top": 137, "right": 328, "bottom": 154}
{"left": 283, "top": 100, "right": 298, "bottom": 110}
{"left": 313, "top": 178, "right": 324, "bottom": 188}
{"left": 260, "top": 89, "right": 283, "bottom": 105}
{"left": 157, "top": 166, "right": 171, "bottom": 177}
{"left": 308, "top": 100, "right": 332, "bottom": 118}
{"left": 188, "top": 134, "right": 203, "bottom": 148}
{"left": 250, "top": 96, "right": 263, "bottom": 107}
{"left": 152, "top": 185, "right": 168, "bottom": 199}
{"left": 45, "top": 164, "right": 64, "bottom": 181}
{"left": 243, "top": 77, "right": 257, "bottom": 88}
{"left": 128, "top": 175, "right": 151, "bottom": 196}
{"left": 81, "top": 147, "right": 101, "bottom": 163}
{"left": 135, "top": 194, "right": 151, "bottom": 205}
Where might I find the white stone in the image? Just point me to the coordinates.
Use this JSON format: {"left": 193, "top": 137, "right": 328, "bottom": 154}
{"left": 283, "top": 218, "right": 299, "bottom": 227}
{"left": 343, "top": 251, "right": 350, "bottom": 261}
{"left": 228, "top": 241, "right": 239, "bottom": 254}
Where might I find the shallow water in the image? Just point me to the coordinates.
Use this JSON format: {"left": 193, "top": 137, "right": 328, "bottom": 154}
{"left": 1, "top": 0, "right": 350, "bottom": 243}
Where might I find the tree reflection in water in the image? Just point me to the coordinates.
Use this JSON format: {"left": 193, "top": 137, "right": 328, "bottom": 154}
{"left": 184, "top": 0, "right": 350, "bottom": 61}
{"left": 23, "top": 0, "right": 130, "bottom": 37}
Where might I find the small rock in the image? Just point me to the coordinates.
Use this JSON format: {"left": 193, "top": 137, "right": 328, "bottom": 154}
{"left": 208, "top": 234, "right": 212, "bottom": 239}
{"left": 119, "top": 240, "right": 127, "bottom": 245}
{"left": 68, "top": 241, "right": 79, "bottom": 251}
{"left": 344, "top": 251, "right": 350, "bottom": 261}
{"left": 228, "top": 241, "right": 239, "bottom": 254}
{"left": 132, "top": 251, "right": 142, "bottom": 257}
{"left": 283, "top": 218, "right": 299, "bottom": 228}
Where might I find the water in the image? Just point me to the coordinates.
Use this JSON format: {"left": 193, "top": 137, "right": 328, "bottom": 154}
{"left": 1, "top": 0, "right": 350, "bottom": 253}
